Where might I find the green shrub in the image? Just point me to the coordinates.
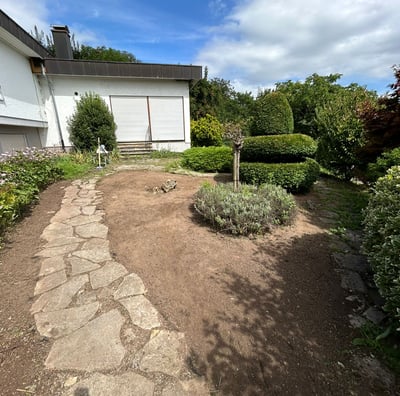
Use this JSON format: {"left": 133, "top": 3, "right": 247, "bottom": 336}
{"left": 191, "top": 114, "right": 224, "bottom": 147}
{"left": 362, "top": 166, "right": 400, "bottom": 325}
{"left": 194, "top": 182, "right": 296, "bottom": 235}
{"left": 365, "top": 147, "right": 400, "bottom": 182}
{"left": 241, "top": 134, "right": 317, "bottom": 163}
{"left": 240, "top": 158, "right": 320, "bottom": 193}
{"left": 68, "top": 92, "right": 117, "bottom": 152}
{"left": 181, "top": 146, "right": 232, "bottom": 172}
{"left": 0, "top": 148, "right": 62, "bottom": 234}
{"left": 252, "top": 92, "right": 294, "bottom": 136}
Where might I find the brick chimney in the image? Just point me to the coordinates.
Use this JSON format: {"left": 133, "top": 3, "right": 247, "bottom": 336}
{"left": 51, "top": 25, "right": 73, "bottom": 59}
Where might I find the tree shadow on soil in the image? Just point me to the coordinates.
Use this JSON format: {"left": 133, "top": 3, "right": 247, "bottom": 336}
{"left": 197, "top": 232, "right": 362, "bottom": 395}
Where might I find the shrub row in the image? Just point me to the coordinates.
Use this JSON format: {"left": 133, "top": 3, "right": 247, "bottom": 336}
{"left": 194, "top": 182, "right": 296, "bottom": 235}
{"left": 362, "top": 166, "right": 400, "bottom": 326}
{"left": 241, "top": 134, "right": 317, "bottom": 163}
{"left": 0, "top": 148, "right": 62, "bottom": 233}
{"left": 365, "top": 147, "right": 400, "bottom": 183}
{"left": 181, "top": 146, "right": 232, "bottom": 172}
{"left": 239, "top": 158, "right": 320, "bottom": 193}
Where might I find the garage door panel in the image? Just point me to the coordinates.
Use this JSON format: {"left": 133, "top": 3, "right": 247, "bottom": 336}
{"left": 149, "top": 97, "right": 185, "bottom": 141}
{"left": 111, "top": 96, "right": 149, "bottom": 141}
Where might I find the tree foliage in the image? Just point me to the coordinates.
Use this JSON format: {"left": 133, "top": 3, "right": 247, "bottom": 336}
{"left": 68, "top": 92, "right": 117, "bottom": 151}
{"left": 251, "top": 91, "right": 294, "bottom": 136}
{"left": 314, "top": 88, "right": 372, "bottom": 180}
{"left": 190, "top": 114, "right": 224, "bottom": 147}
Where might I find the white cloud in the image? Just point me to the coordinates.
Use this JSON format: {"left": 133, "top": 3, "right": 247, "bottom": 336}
{"left": 196, "top": 0, "right": 400, "bottom": 93}
{"left": 1, "top": 0, "right": 50, "bottom": 34}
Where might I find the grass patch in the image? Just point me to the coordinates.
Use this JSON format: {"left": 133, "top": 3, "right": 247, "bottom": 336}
{"left": 55, "top": 152, "right": 96, "bottom": 179}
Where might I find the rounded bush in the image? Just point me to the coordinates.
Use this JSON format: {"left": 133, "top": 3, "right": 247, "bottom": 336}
{"left": 365, "top": 147, "right": 400, "bottom": 183}
{"left": 241, "top": 134, "right": 317, "bottom": 163}
{"left": 362, "top": 166, "right": 400, "bottom": 324}
{"left": 252, "top": 92, "right": 294, "bottom": 136}
{"left": 191, "top": 114, "right": 224, "bottom": 147}
{"left": 239, "top": 158, "right": 320, "bottom": 193}
{"left": 194, "top": 182, "right": 296, "bottom": 235}
{"left": 181, "top": 146, "right": 232, "bottom": 172}
{"left": 68, "top": 92, "right": 117, "bottom": 152}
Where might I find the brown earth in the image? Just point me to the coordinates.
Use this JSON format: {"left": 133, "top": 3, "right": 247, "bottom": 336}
{"left": 0, "top": 169, "right": 397, "bottom": 395}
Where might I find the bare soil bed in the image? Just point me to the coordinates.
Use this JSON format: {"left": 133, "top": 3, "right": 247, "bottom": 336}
{"left": 0, "top": 169, "right": 397, "bottom": 395}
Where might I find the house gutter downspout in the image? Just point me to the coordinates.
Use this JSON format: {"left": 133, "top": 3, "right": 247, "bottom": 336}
{"left": 41, "top": 63, "right": 65, "bottom": 152}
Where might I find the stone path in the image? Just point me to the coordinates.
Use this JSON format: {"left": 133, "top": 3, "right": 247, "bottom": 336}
{"left": 31, "top": 178, "right": 209, "bottom": 395}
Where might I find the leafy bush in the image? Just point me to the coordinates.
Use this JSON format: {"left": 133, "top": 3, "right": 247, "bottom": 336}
{"left": 251, "top": 91, "right": 294, "bottom": 136}
{"left": 362, "top": 166, "right": 400, "bottom": 325}
{"left": 194, "top": 182, "right": 296, "bottom": 235}
{"left": 240, "top": 158, "right": 320, "bottom": 193}
{"left": 191, "top": 114, "right": 224, "bottom": 147}
{"left": 0, "top": 148, "right": 62, "bottom": 233}
{"left": 68, "top": 92, "right": 117, "bottom": 152}
{"left": 365, "top": 147, "right": 400, "bottom": 183}
{"left": 181, "top": 146, "right": 232, "bottom": 172}
{"left": 241, "top": 134, "right": 317, "bottom": 163}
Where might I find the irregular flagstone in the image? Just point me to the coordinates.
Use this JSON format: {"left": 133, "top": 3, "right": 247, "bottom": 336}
{"left": 332, "top": 253, "right": 370, "bottom": 274}
{"left": 50, "top": 205, "right": 82, "bottom": 223}
{"left": 120, "top": 295, "right": 160, "bottom": 330}
{"left": 41, "top": 222, "right": 74, "bottom": 240}
{"left": 137, "top": 330, "right": 186, "bottom": 376}
{"left": 75, "top": 222, "right": 108, "bottom": 239}
{"left": 339, "top": 270, "right": 367, "bottom": 294}
{"left": 68, "top": 257, "right": 101, "bottom": 275}
{"left": 72, "top": 247, "right": 112, "bottom": 263}
{"left": 39, "top": 257, "right": 66, "bottom": 277}
{"left": 82, "top": 238, "right": 109, "bottom": 250}
{"left": 71, "top": 197, "right": 95, "bottom": 206}
{"left": 34, "top": 302, "right": 99, "bottom": 338}
{"left": 81, "top": 205, "right": 97, "bottom": 215}
{"left": 45, "top": 309, "right": 125, "bottom": 371}
{"left": 64, "top": 372, "right": 154, "bottom": 396}
{"left": 35, "top": 243, "right": 80, "bottom": 258}
{"left": 44, "top": 236, "right": 84, "bottom": 248}
{"left": 114, "top": 273, "right": 146, "bottom": 300}
{"left": 90, "top": 261, "right": 128, "bottom": 289}
{"left": 64, "top": 214, "right": 104, "bottom": 227}
{"left": 31, "top": 275, "right": 88, "bottom": 314}
{"left": 34, "top": 270, "right": 67, "bottom": 296}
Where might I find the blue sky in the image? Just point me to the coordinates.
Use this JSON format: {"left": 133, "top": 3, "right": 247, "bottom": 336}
{"left": 2, "top": 0, "right": 399, "bottom": 95}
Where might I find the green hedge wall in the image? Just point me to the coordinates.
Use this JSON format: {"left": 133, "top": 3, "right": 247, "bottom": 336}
{"left": 181, "top": 146, "right": 232, "bottom": 172}
{"left": 241, "top": 134, "right": 317, "bottom": 163}
{"left": 239, "top": 158, "right": 320, "bottom": 193}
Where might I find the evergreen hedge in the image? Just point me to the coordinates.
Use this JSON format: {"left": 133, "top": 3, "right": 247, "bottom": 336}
{"left": 181, "top": 146, "right": 232, "bottom": 172}
{"left": 240, "top": 158, "right": 320, "bottom": 193}
{"left": 241, "top": 134, "right": 317, "bottom": 163}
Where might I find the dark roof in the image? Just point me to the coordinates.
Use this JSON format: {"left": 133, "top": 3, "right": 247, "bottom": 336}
{"left": 43, "top": 58, "right": 202, "bottom": 81}
{"left": 0, "top": 9, "right": 51, "bottom": 58}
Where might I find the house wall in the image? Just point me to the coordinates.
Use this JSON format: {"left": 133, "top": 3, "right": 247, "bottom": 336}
{"left": 41, "top": 75, "right": 191, "bottom": 152}
{"left": 0, "top": 39, "right": 47, "bottom": 152}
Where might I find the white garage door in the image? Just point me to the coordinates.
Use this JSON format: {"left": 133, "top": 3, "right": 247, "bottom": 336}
{"left": 110, "top": 96, "right": 185, "bottom": 142}
{"left": 111, "top": 96, "right": 149, "bottom": 142}
{"left": 149, "top": 97, "right": 185, "bottom": 141}
{"left": 0, "top": 134, "right": 27, "bottom": 153}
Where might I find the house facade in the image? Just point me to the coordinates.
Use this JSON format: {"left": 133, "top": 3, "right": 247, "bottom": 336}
{"left": 0, "top": 10, "right": 202, "bottom": 153}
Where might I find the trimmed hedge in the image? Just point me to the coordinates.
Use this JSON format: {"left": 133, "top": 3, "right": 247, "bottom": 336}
{"left": 181, "top": 146, "right": 232, "bottom": 172}
{"left": 191, "top": 114, "right": 224, "bottom": 147}
{"left": 240, "top": 158, "right": 320, "bottom": 193}
{"left": 241, "top": 134, "right": 317, "bottom": 163}
{"left": 362, "top": 166, "right": 400, "bottom": 325}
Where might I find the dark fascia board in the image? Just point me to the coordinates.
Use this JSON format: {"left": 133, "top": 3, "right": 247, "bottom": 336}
{"left": 0, "top": 9, "right": 51, "bottom": 58}
{"left": 43, "top": 58, "right": 202, "bottom": 81}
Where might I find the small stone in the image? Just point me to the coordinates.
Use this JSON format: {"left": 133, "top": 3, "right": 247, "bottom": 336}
{"left": 64, "top": 376, "right": 78, "bottom": 387}
{"left": 363, "top": 306, "right": 387, "bottom": 325}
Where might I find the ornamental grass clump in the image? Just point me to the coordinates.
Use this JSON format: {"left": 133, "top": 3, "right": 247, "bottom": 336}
{"left": 194, "top": 182, "right": 296, "bottom": 236}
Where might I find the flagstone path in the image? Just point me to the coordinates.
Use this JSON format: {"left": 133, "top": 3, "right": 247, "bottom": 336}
{"left": 30, "top": 178, "right": 209, "bottom": 395}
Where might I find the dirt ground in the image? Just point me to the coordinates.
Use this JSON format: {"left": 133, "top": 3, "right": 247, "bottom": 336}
{"left": 0, "top": 169, "right": 397, "bottom": 395}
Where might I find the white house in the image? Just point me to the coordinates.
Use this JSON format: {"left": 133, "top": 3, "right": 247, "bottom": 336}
{"left": 0, "top": 10, "right": 202, "bottom": 153}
